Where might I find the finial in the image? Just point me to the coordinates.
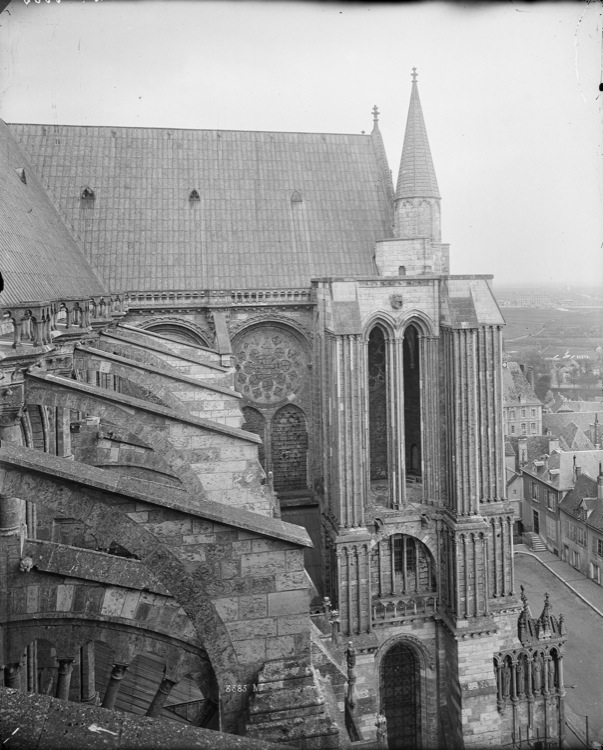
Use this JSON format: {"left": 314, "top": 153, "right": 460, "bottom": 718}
{"left": 520, "top": 585, "right": 528, "bottom": 609}
{"left": 372, "top": 105, "right": 380, "bottom": 123}
{"left": 411, "top": 67, "right": 418, "bottom": 83}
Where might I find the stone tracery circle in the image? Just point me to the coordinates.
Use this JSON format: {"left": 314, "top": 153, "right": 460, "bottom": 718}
{"left": 233, "top": 325, "right": 308, "bottom": 405}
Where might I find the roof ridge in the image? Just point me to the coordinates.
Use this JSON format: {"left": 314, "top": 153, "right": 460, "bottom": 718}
{"left": 10, "top": 121, "right": 373, "bottom": 139}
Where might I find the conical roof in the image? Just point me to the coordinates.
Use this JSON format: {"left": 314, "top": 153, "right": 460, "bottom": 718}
{"left": 0, "top": 119, "right": 106, "bottom": 308}
{"left": 395, "top": 73, "right": 440, "bottom": 200}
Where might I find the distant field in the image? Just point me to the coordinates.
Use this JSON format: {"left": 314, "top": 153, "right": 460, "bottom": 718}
{"left": 502, "top": 307, "right": 603, "bottom": 344}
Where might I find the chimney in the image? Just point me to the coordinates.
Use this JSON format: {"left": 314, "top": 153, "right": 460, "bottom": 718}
{"left": 548, "top": 438, "right": 560, "bottom": 453}
{"left": 598, "top": 463, "right": 603, "bottom": 501}
{"left": 518, "top": 437, "right": 528, "bottom": 466}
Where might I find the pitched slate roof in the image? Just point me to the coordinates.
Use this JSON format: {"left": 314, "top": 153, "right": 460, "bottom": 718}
{"left": 559, "top": 420, "right": 595, "bottom": 452}
{"left": 563, "top": 400, "right": 603, "bottom": 413}
{"left": 524, "top": 448, "right": 603, "bottom": 491}
{"left": 440, "top": 278, "right": 505, "bottom": 327}
{"left": 11, "top": 124, "right": 394, "bottom": 294}
{"left": 559, "top": 472, "right": 603, "bottom": 532}
{"left": 502, "top": 361, "right": 541, "bottom": 407}
{"left": 0, "top": 120, "right": 106, "bottom": 308}
{"left": 543, "top": 411, "right": 599, "bottom": 439}
{"left": 509, "top": 435, "right": 551, "bottom": 465}
{"left": 395, "top": 80, "right": 440, "bottom": 200}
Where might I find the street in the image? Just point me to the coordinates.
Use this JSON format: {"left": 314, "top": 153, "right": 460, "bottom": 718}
{"left": 514, "top": 553, "right": 603, "bottom": 744}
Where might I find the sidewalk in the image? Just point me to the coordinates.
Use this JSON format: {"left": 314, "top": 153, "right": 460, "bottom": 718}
{"left": 515, "top": 544, "right": 603, "bottom": 618}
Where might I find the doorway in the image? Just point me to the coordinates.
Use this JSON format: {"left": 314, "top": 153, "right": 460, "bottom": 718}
{"left": 380, "top": 642, "right": 421, "bottom": 749}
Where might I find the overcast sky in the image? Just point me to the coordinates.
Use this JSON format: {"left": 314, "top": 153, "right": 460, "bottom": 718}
{"left": 1, "top": 0, "right": 601, "bottom": 288}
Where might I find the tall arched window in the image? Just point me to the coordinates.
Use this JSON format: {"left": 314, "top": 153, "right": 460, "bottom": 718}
{"left": 403, "top": 324, "right": 421, "bottom": 479}
{"left": 368, "top": 326, "right": 388, "bottom": 482}
{"left": 271, "top": 404, "right": 308, "bottom": 492}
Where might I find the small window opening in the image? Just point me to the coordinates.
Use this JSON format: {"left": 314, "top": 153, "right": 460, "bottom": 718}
{"left": 81, "top": 187, "right": 95, "bottom": 200}
{"left": 189, "top": 189, "right": 200, "bottom": 202}
{"left": 15, "top": 168, "right": 26, "bottom": 184}
{"left": 291, "top": 190, "right": 302, "bottom": 203}
{"left": 398, "top": 266, "right": 406, "bottom": 276}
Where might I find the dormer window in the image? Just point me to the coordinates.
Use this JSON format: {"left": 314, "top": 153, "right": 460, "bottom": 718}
{"left": 291, "top": 190, "right": 302, "bottom": 204}
{"left": 81, "top": 187, "right": 95, "bottom": 200}
{"left": 15, "top": 168, "right": 26, "bottom": 184}
{"left": 189, "top": 189, "right": 200, "bottom": 202}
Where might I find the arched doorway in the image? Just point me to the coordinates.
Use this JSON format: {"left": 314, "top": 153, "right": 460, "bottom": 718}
{"left": 380, "top": 641, "right": 421, "bottom": 749}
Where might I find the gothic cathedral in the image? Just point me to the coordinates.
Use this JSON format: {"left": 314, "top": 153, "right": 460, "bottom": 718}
{"left": 0, "top": 72, "right": 567, "bottom": 749}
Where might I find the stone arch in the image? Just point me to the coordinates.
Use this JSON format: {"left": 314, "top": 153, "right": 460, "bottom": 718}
{"left": 271, "top": 404, "right": 308, "bottom": 492}
{"left": 399, "top": 311, "right": 436, "bottom": 338}
{"left": 137, "top": 318, "right": 210, "bottom": 347}
{"left": 97, "top": 340, "right": 177, "bottom": 373}
{"left": 229, "top": 313, "right": 313, "bottom": 344}
{"left": 97, "top": 461, "right": 182, "bottom": 487}
{"left": 370, "top": 526, "right": 438, "bottom": 568}
{"left": 0, "top": 464, "right": 244, "bottom": 731}
{"left": 73, "top": 352, "right": 190, "bottom": 415}
{"left": 24, "top": 376, "right": 206, "bottom": 497}
{"left": 363, "top": 314, "right": 396, "bottom": 341}
{"left": 370, "top": 532, "right": 437, "bottom": 602}
{"left": 23, "top": 404, "right": 50, "bottom": 452}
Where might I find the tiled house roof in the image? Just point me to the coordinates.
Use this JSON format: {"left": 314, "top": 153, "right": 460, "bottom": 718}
{"left": 509, "top": 435, "right": 551, "bottom": 465}
{"left": 544, "top": 412, "right": 599, "bottom": 438}
{"left": 524, "top": 448, "right": 603, "bottom": 491}
{"left": 559, "top": 473, "right": 603, "bottom": 533}
{"left": 11, "top": 124, "right": 394, "bottom": 294}
{"left": 563, "top": 400, "right": 603, "bottom": 413}
{"left": 559, "top": 421, "right": 595, "bottom": 452}
{"left": 0, "top": 120, "right": 106, "bottom": 308}
{"left": 502, "top": 361, "right": 540, "bottom": 407}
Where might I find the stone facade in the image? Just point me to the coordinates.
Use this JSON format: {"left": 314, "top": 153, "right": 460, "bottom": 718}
{"left": 0, "top": 75, "right": 568, "bottom": 749}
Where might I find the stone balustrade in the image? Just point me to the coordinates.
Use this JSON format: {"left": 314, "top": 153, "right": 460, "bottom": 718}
{"left": 120, "top": 288, "right": 314, "bottom": 309}
{"left": 372, "top": 593, "right": 438, "bottom": 626}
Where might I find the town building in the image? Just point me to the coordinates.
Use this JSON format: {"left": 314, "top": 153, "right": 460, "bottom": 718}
{"left": 502, "top": 361, "right": 542, "bottom": 437}
{"left": 521, "top": 446, "right": 603, "bottom": 556}
{"left": 0, "top": 74, "right": 567, "bottom": 748}
{"left": 558, "top": 467, "right": 603, "bottom": 582}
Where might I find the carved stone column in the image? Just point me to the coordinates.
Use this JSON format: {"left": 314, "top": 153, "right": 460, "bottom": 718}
{"left": 145, "top": 677, "right": 176, "bottom": 717}
{"left": 55, "top": 658, "right": 75, "bottom": 701}
{"left": 101, "top": 662, "right": 129, "bottom": 709}
{"left": 79, "top": 642, "right": 99, "bottom": 704}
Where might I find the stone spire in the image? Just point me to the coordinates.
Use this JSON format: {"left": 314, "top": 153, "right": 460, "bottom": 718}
{"left": 392, "top": 69, "right": 442, "bottom": 244}
{"left": 395, "top": 68, "right": 440, "bottom": 201}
